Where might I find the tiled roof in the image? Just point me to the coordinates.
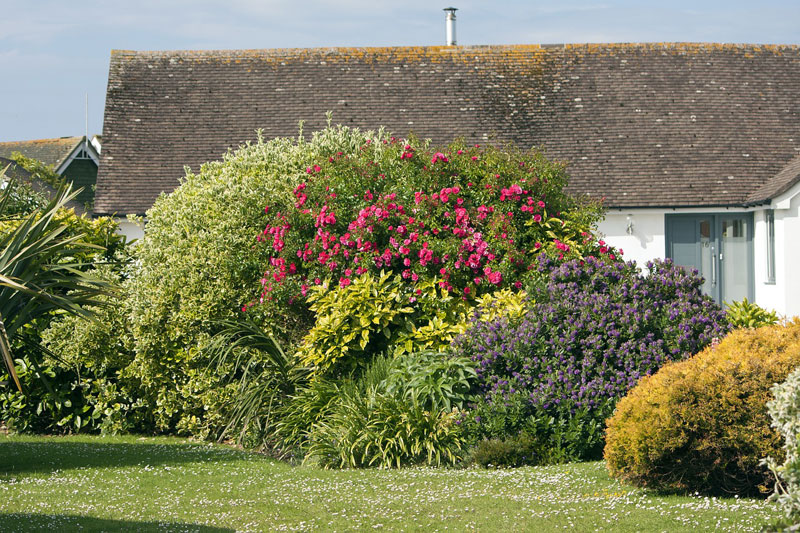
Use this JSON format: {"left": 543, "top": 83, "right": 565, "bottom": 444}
{"left": 747, "top": 154, "right": 800, "bottom": 204}
{"left": 0, "top": 137, "right": 85, "bottom": 169}
{"left": 96, "top": 43, "right": 800, "bottom": 215}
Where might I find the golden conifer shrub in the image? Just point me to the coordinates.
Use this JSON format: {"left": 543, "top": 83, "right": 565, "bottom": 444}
{"left": 604, "top": 320, "right": 800, "bottom": 496}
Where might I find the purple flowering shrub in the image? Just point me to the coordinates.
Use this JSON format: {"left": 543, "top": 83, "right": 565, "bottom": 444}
{"left": 454, "top": 255, "right": 730, "bottom": 464}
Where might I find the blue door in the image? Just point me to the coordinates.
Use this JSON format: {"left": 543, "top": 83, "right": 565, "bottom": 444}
{"left": 665, "top": 214, "right": 753, "bottom": 305}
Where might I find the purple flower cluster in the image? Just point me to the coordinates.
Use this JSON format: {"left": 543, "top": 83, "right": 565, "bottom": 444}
{"left": 453, "top": 255, "right": 730, "bottom": 418}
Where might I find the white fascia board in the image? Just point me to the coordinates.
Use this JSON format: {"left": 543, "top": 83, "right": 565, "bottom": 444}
{"left": 605, "top": 205, "right": 761, "bottom": 216}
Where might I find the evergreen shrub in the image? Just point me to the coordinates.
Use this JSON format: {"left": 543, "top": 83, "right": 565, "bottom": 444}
{"left": 727, "top": 298, "right": 780, "bottom": 329}
{"left": 605, "top": 321, "right": 800, "bottom": 495}
{"left": 123, "top": 126, "right": 374, "bottom": 435}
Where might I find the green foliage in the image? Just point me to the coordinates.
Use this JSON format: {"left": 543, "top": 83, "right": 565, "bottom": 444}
{"left": 272, "top": 374, "right": 346, "bottom": 457}
{"left": 35, "top": 265, "right": 143, "bottom": 434}
{"left": 0, "top": 180, "right": 112, "bottom": 391}
{"left": 52, "top": 210, "right": 127, "bottom": 262}
{"left": 604, "top": 321, "right": 800, "bottom": 496}
{"left": 470, "top": 288, "right": 530, "bottom": 326}
{"left": 0, "top": 166, "right": 47, "bottom": 215}
{"left": 276, "top": 352, "right": 475, "bottom": 468}
{"left": 763, "top": 364, "right": 800, "bottom": 524}
{"left": 727, "top": 298, "right": 780, "bottom": 329}
{"left": 307, "top": 387, "right": 465, "bottom": 468}
{"left": 298, "top": 271, "right": 530, "bottom": 378}
{"left": 201, "top": 315, "right": 303, "bottom": 448}
{"left": 470, "top": 434, "right": 540, "bottom": 468}
{"left": 41, "top": 266, "right": 133, "bottom": 375}
{"left": 297, "top": 271, "right": 415, "bottom": 375}
{"left": 8, "top": 152, "right": 66, "bottom": 191}
{"left": 381, "top": 351, "right": 476, "bottom": 412}
{"left": 0, "top": 355, "right": 91, "bottom": 433}
{"left": 0, "top": 166, "right": 129, "bottom": 434}
{"left": 463, "top": 391, "right": 613, "bottom": 466}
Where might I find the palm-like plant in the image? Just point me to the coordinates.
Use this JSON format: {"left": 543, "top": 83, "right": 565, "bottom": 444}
{"left": 0, "top": 166, "right": 112, "bottom": 390}
{"left": 205, "top": 314, "right": 304, "bottom": 449}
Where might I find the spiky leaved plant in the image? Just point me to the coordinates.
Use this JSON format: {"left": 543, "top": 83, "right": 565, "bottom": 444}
{"left": 0, "top": 165, "right": 112, "bottom": 390}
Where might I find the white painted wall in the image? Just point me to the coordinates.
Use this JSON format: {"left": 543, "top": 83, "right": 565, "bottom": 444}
{"left": 780, "top": 191, "right": 800, "bottom": 317}
{"left": 753, "top": 209, "right": 782, "bottom": 314}
{"left": 598, "top": 211, "right": 665, "bottom": 270}
{"left": 117, "top": 218, "right": 145, "bottom": 241}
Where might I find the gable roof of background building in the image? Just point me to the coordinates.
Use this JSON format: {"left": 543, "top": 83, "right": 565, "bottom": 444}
{"left": 96, "top": 43, "right": 800, "bottom": 216}
{"left": 0, "top": 137, "right": 93, "bottom": 172}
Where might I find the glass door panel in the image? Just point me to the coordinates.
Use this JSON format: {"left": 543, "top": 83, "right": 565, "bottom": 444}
{"left": 698, "top": 218, "right": 714, "bottom": 298}
{"left": 720, "top": 217, "right": 751, "bottom": 304}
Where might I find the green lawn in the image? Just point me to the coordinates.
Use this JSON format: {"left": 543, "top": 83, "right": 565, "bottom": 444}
{"left": 0, "top": 435, "right": 783, "bottom": 532}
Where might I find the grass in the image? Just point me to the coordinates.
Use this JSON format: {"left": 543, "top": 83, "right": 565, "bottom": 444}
{"left": 0, "top": 435, "right": 783, "bottom": 532}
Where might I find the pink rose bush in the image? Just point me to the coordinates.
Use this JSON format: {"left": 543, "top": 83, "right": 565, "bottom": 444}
{"left": 256, "top": 136, "right": 613, "bottom": 313}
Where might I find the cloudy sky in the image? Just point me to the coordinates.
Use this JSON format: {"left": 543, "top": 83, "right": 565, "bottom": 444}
{"left": 2, "top": 0, "right": 799, "bottom": 142}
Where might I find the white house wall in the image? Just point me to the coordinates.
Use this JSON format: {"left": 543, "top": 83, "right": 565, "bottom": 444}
{"left": 598, "top": 211, "right": 665, "bottom": 271}
{"left": 116, "top": 218, "right": 145, "bottom": 241}
{"left": 753, "top": 209, "right": 783, "bottom": 315}
{"left": 780, "top": 192, "right": 800, "bottom": 317}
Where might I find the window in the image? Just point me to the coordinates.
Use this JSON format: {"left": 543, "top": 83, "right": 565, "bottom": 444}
{"left": 765, "top": 210, "right": 776, "bottom": 284}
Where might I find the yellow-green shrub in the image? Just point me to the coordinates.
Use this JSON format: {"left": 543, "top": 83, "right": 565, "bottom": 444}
{"left": 297, "top": 272, "right": 530, "bottom": 377}
{"left": 297, "top": 271, "right": 417, "bottom": 375}
{"left": 604, "top": 320, "right": 800, "bottom": 495}
{"left": 727, "top": 298, "right": 780, "bottom": 329}
{"left": 396, "top": 287, "right": 529, "bottom": 356}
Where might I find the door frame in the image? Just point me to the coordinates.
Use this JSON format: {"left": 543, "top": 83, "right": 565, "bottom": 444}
{"left": 665, "top": 212, "right": 754, "bottom": 305}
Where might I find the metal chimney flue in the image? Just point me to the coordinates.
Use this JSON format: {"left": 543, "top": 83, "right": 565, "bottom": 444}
{"left": 444, "top": 7, "right": 457, "bottom": 46}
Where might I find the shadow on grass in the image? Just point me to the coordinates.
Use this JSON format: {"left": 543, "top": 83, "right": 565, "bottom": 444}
{"left": 0, "top": 513, "right": 234, "bottom": 532}
{"left": 0, "top": 439, "right": 247, "bottom": 475}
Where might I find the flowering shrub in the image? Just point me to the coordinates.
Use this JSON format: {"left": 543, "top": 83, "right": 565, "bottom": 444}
{"left": 255, "top": 135, "right": 612, "bottom": 318}
{"left": 453, "top": 256, "right": 729, "bottom": 463}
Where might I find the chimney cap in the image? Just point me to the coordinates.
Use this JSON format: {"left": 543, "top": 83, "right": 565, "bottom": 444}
{"left": 443, "top": 7, "right": 457, "bottom": 13}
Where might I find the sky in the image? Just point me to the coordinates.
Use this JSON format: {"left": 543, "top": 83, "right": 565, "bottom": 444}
{"left": 2, "top": 0, "right": 799, "bottom": 142}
